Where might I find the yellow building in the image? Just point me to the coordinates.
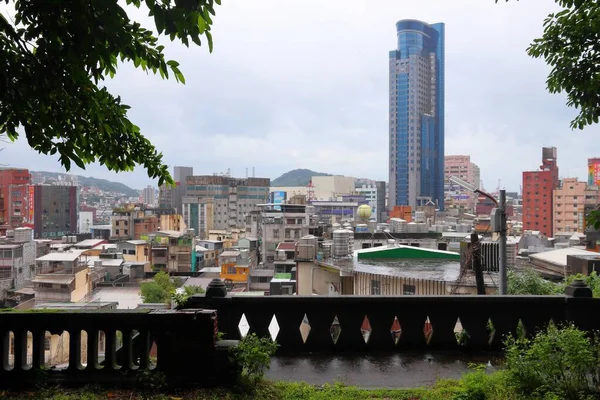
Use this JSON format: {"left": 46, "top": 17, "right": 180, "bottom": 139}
{"left": 219, "top": 250, "right": 248, "bottom": 284}
{"left": 209, "top": 229, "right": 244, "bottom": 249}
{"left": 159, "top": 213, "right": 186, "bottom": 232}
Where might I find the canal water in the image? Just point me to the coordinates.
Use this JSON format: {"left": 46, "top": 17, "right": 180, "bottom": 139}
{"left": 266, "top": 351, "right": 501, "bottom": 388}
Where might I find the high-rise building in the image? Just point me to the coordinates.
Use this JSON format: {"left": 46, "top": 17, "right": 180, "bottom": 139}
{"left": 389, "top": 20, "right": 445, "bottom": 210}
{"left": 33, "top": 185, "right": 78, "bottom": 239}
{"left": 522, "top": 147, "right": 559, "bottom": 237}
{"left": 159, "top": 166, "right": 193, "bottom": 214}
{"left": 444, "top": 155, "right": 480, "bottom": 211}
{"left": 140, "top": 185, "right": 156, "bottom": 206}
{"left": 183, "top": 175, "right": 270, "bottom": 237}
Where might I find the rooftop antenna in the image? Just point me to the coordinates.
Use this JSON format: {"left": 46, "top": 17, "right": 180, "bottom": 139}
{"left": 252, "top": 167, "right": 255, "bottom": 178}
{"left": 246, "top": 167, "right": 248, "bottom": 179}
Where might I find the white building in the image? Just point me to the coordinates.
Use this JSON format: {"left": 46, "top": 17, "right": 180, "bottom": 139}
{"left": 78, "top": 211, "right": 94, "bottom": 233}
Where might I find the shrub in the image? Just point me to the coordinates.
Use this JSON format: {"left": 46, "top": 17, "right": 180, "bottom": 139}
{"left": 504, "top": 323, "right": 600, "bottom": 399}
{"left": 507, "top": 268, "right": 560, "bottom": 295}
{"left": 230, "top": 333, "right": 279, "bottom": 386}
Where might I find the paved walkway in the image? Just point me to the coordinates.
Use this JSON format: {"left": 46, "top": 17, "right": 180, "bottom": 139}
{"left": 266, "top": 351, "right": 500, "bottom": 388}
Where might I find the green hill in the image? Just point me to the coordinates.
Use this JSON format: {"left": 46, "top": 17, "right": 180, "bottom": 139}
{"left": 31, "top": 171, "right": 139, "bottom": 197}
{"left": 271, "top": 169, "right": 331, "bottom": 187}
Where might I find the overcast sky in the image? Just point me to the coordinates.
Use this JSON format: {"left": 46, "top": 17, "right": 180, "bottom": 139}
{"left": 4, "top": 0, "right": 595, "bottom": 192}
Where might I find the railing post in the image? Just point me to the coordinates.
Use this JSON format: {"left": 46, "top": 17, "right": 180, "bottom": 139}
{"left": 565, "top": 279, "right": 599, "bottom": 332}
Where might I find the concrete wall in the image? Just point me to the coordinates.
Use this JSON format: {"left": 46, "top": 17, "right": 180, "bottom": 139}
{"left": 296, "top": 261, "right": 341, "bottom": 295}
{"left": 71, "top": 268, "right": 90, "bottom": 302}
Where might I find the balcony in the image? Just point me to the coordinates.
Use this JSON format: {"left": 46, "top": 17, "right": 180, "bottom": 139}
{"left": 1, "top": 280, "right": 598, "bottom": 390}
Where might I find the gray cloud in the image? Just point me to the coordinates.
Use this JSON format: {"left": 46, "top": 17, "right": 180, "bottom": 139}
{"left": 3, "top": 0, "right": 598, "bottom": 191}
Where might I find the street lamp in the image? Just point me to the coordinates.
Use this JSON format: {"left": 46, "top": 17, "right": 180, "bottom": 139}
{"left": 448, "top": 176, "right": 507, "bottom": 294}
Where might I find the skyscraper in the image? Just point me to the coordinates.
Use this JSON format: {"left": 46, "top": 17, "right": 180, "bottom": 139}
{"left": 389, "top": 20, "right": 445, "bottom": 210}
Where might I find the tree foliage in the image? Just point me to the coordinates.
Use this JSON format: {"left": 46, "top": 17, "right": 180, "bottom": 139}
{"left": 507, "top": 268, "right": 561, "bottom": 295}
{"left": 0, "top": 0, "right": 221, "bottom": 185}
{"left": 140, "top": 271, "right": 175, "bottom": 303}
{"left": 498, "top": 0, "right": 600, "bottom": 130}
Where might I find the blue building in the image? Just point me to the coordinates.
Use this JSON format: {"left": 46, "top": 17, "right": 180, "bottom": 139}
{"left": 389, "top": 20, "right": 445, "bottom": 210}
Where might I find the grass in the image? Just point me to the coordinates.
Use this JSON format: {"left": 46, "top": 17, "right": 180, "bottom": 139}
{"left": 0, "top": 374, "right": 519, "bottom": 400}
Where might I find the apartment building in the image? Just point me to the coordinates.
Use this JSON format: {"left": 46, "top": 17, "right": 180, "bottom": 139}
{"left": 444, "top": 155, "right": 480, "bottom": 211}
{"left": 554, "top": 178, "right": 600, "bottom": 234}
{"left": 0, "top": 169, "right": 32, "bottom": 234}
{"left": 33, "top": 185, "right": 78, "bottom": 239}
{"left": 522, "top": 147, "right": 559, "bottom": 237}
{"left": 184, "top": 175, "right": 270, "bottom": 231}
{"left": 255, "top": 204, "right": 310, "bottom": 266}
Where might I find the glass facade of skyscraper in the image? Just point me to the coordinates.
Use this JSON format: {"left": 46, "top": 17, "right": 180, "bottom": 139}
{"left": 389, "top": 20, "right": 445, "bottom": 210}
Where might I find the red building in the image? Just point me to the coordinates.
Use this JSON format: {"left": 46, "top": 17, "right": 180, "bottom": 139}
{"left": 0, "top": 169, "right": 32, "bottom": 233}
{"left": 522, "top": 147, "right": 559, "bottom": 237}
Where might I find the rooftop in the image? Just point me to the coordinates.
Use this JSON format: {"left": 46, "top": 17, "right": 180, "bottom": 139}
{"left": 530, "top": 247, "right": 600, "bottom": 267}
{"left": 74, "top": 239, "right": 105, "bottom": 248}
{"left": 126, "top": 240, "right": 147, "bottom": 245}
{"left": 220, "top": 250, "right": 241, "bottom": 257}
{"left": 32, "top": 275, "right": 75, "bottom": 285}
{"left": 277, "top": 242, "right": 297, "bottom": 251}
{"left": 36, "top": 252, "right": 81, "bottom": 262}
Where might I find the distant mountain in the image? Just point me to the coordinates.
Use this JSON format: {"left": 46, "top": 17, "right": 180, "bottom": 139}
{"left": 31, "top": 171, "right": 139, "bottom": 197}
{"left": 271, "top": 169, "right": 331, "bottom": 187}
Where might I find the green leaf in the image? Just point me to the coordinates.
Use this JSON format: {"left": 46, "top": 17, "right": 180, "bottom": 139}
{"left": 198, "top": 15, "right": 206, "bottom": 34}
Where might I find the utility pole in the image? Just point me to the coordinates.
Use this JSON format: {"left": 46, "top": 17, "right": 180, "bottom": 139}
{"left": 471, "top": 232, "right": 485, "bottom": 295}
{"left": 499, "top": 190, "right": 507, "bottom": 295}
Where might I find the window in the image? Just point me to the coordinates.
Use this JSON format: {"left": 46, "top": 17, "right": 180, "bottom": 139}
{"left": 403, "top": 284, "right": 416, "bottom": 295}
{"left": 116, "top": 229, "right": 119, "bottom": 235}
{"left": 44, "top": 338, "right": 51, "bottom": 351}
{"left": 370, "top": 280, "right": 381, "bottom": 295}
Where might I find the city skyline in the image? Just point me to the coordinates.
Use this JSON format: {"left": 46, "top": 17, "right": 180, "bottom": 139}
{"left": 1, "top": 0, "right": 597, "bottom": 191}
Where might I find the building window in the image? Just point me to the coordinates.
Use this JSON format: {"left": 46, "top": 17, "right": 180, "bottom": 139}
{"left": 370, "top": 280, "right": 381, "bottom": 295}
{"left": 403, "top": 284, "right": 416, "bottom": 295}
{"left": 44, "top": 338, "right": 51, "bottom": 351}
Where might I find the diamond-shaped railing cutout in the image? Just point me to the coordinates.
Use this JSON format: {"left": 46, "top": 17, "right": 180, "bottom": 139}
{"left": 423, "top": 316, "right": 433, "bottom": 345}
{"left": 361, "top": 315, "right": 372, "bottom": 344}
{"left": 330, "top": 315, "right": 342, "bottom": 344}
{"left": 391, "top": 316, "right": 402, "bottom": 345}
{"left": 238, "top": 313, "right": 250, "bottom": 338}
{"left": 268, "top": 315, "right": 280, "bottom": 341}
{"left": 299, "top": 313, "right": 311, "bottom": 344}
{"left": 454, "top": 317, "right": 469, "bottom": 346}
{"left": 516, "top": 319, "right": 527, "bottom": 339}
{"left": 486, "top": 318, "right": 496, "bottom": 346}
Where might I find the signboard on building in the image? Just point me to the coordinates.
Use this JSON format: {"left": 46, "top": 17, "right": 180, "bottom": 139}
{"left": 28, "top": 185, "right": 35, "bottom": 224}
{"left": 270, "top": 191, "right": 286, "bottom": 210}
{"left": 589, "top": 158, "right": 600, "bottom": 186}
